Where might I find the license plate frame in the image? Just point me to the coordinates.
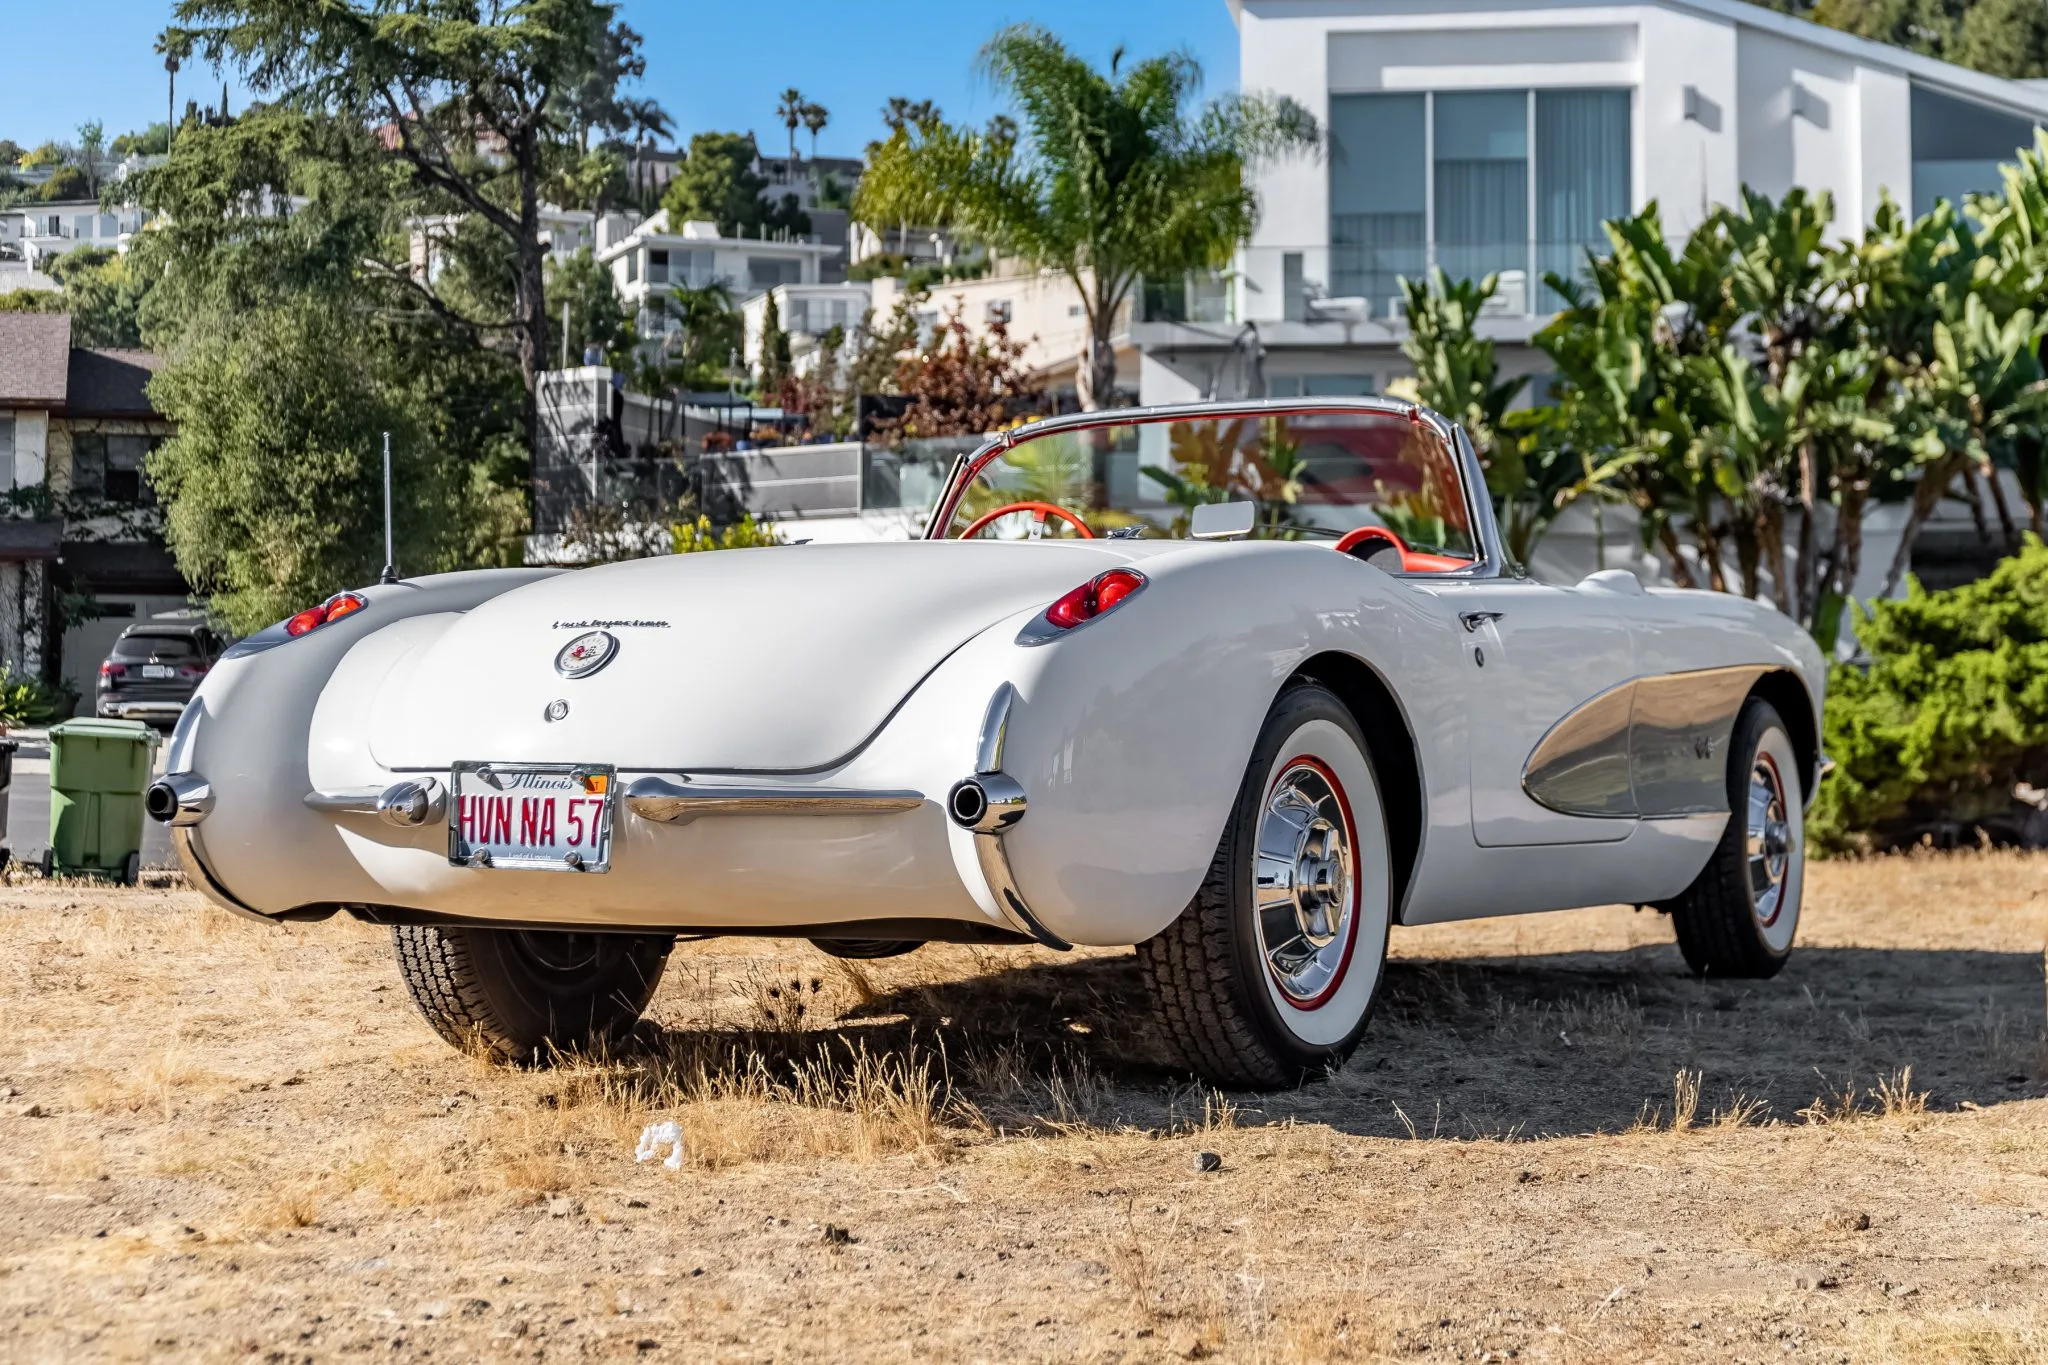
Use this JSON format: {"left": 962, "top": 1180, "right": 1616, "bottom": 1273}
{"left": 448, "top": 761, "right": 616, "bottom": 873}
{"left": 140, "top": 664, "right": 176, "bottom": 679}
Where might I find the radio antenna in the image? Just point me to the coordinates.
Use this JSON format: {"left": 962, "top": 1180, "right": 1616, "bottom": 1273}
{"left": 378, "top": 430, "right": 398, "bottom": 584}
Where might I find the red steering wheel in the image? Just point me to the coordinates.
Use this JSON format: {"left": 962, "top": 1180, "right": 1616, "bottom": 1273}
{"left": 957, "top": 501, "right": 1096, "bottom": 540}
{"left": 1333, "top": 526, "right": 1469, "bottom": 573}
{"left": 1334, "top": 526, "right": 1411, "bottom": 562}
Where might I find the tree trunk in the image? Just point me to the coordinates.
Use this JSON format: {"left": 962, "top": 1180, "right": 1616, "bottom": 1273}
{"left": 513, "top": 129, "right": 548, "bottom": 461}
{"left": 1656, "top": 520, "right": 1698, "bottom": 590}
{"left": 1794, "top": 438, "right": 1820, "bottom": 626}
{"left": 1730, "top": 505, "right": 1761, "bottom": 600}
{"left": 1695, "top": 519, "right": 1728, "bottom": 594}
{"left": 1831, "top": 476, "right": 1867, "bottom": 606}
{"left": 1959, "top": 463, "right": 1992, "bottom": 545}
{"left": 1757, "top": 501, "right": 1791, "bottom": 614}
{"left": 1879, "top": 450, "right": 1969, "bottom": 599}
{"left": 1076, "top": 295, "right": 1118, "bottom": 412}
{"left": 1981, "top": 457, "right": 2019, "bottom": 549}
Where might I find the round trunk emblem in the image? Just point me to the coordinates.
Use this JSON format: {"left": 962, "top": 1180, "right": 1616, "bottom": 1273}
{"left": 555, "top": 630, "right": 618, "bottom": 679}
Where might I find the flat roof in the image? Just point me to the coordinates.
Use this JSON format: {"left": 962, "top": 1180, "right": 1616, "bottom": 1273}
{"left": 1228, "top": 0, "right": 2048, "bottom": 120}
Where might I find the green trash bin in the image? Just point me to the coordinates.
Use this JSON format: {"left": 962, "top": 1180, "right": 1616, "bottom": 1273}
{"left": 44, "top": 718, "right": 160, "bottom": 884}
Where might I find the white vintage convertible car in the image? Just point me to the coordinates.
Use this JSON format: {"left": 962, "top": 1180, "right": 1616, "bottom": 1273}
{"left": 149, "top": 399, "right": 1826, "bottom": 1088}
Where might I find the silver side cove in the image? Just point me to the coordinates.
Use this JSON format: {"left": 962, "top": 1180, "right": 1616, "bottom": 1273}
{"left": 947, "top": 683, "right": 1071, "bottom": 951}
{"left": 1522, "top": 665, "right": 1771, "bottom": 819}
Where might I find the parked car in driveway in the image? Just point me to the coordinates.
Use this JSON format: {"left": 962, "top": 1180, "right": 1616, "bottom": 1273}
{"left": 96, "top": 622, "right": 226, "bottom": 725}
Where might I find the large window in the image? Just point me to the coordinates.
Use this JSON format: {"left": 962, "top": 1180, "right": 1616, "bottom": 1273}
{"left": 1329, "top": 87, "right": 1630, "bottom": 315}
{"left": 1433, "top": 91, "right": 1529, "bottom": 292}
{"left": 71, "top": 433, "right": 155, "bottom": 504}
{"left": 1330, "top": 93, "right": 1426, "bottom": 308}
{"left": 1912, "top": 86, "right": 2039, "bottom": 218}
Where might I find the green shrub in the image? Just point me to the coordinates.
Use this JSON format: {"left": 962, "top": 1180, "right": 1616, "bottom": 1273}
{"left": 1809, "top": 537, "right": 2048, "bottom": 852}
{"left": 0, "top": 663, "right": 71, "bottom": 728}
{"left": 671, "top": 514, "right": 783, "bottom": 554}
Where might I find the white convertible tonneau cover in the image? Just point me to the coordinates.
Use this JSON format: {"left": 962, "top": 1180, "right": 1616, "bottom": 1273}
{"left": 364, "top": 540, "right": 1140, "bottom": 772}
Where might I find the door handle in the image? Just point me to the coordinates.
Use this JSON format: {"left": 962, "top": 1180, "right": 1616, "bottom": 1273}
{"left": 1459, "top": 610, "right": 1504, "bottom": 633}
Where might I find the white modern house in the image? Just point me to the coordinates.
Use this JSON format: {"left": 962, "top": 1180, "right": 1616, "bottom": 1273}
{"left": 740, "top": 281, "right": 874, "bottom": 372}
{"left": 0, "top": 200, "right": 150, "bottom": 273}
{"left": 1135, "top": 0, "right": 2048, "bottom": 408}
{"left": 598, "top": 211, "right": 839, "bottom": 341}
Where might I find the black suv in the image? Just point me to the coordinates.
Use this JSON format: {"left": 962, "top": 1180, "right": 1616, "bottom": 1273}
{"left": 96, "top": 623, "right": 226, "bottom": 725}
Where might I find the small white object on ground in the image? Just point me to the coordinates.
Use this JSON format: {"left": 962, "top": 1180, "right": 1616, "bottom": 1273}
{"left": 635, "top": 1121, "right": 684, "bottom": 1171}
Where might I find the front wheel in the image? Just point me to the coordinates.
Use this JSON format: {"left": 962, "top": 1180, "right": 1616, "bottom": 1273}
{"left": 392, "top": 925, "right": 674, "bottom": 1063}
{"left": 1662, "top": 698, "right": 1806, "bottom": 978}
{"left": 1137, "top": 681, "right": 1393, "bottom": 1089}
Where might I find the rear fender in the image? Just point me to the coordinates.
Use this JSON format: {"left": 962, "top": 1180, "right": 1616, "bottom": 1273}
{"left": 170, "top": 569, "right": 560, "bottom": 915}
{"left": 931, "top": 545, "right": 1462, "bottom": 946}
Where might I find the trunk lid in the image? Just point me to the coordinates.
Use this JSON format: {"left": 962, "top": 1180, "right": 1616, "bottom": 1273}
{"left": 367, "top": 541, "right": 1136, "bottom": 772}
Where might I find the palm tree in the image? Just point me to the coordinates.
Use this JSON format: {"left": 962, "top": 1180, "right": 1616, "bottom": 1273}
{"left": 623, "top": 97, "right": 673, "bottom": 208}
{"left": 776, "top": 87, "right": 805, "bottom": 172}
{"left": 856, "top": 27, "right": 1318, "bottom": 409}
{"left": 802, "top": 102, "right": 829, "bottom": 161}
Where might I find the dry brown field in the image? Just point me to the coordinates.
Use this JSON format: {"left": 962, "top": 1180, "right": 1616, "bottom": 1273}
{"left": 0, "top": 851, "right": 2044, "bottom": 1363}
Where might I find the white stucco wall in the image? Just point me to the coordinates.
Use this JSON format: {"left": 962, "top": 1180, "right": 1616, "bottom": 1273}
{"left": 1235, "top": 0, "right": 2048, "bottom": 254}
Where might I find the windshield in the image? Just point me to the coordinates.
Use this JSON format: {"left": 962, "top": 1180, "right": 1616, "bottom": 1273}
{"left": 935, "top": 408, "right": 1478, "bottom": 564}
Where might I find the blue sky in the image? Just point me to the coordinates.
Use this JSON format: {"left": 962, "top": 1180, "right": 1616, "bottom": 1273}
{"left": 0, "top": 1, "right": 1240, "bottom": 156}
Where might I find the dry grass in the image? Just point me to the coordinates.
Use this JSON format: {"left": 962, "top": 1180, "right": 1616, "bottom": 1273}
{"left": 0, "top": 849, "right": 2043, "bottom": 1361}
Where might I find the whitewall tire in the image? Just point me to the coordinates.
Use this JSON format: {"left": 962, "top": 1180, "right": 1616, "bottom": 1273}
{"left": 1137, "top": 681, "right": 1393, "bottom": 1089}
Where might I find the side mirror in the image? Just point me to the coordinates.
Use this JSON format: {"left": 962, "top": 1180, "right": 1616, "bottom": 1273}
{"left": 1190, "top": 501, "right": 1256, "bottom": 541}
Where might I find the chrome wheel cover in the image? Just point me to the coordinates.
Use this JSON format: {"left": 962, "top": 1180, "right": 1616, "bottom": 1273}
{"left": 1746, "top": 755, "right": 1791, "bottom": 927}
{"left": 1253, "top": 758, "right": 1358, "bottom": 1007}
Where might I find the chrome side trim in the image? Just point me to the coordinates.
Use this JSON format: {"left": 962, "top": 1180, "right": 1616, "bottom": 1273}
{"left": 304, "top": 788, "right": 385, "bottom": 815}
{"left": 975, "top": 681, "right": 1016, "bottom": 775}
{"left": 1522, "top": 665, "right": 1771, "bottom": 819}
{"left": 971, "top": 833, "right": 1072, "bottom": 952}
{"left": 623, "top": 776, "right": 924, "bottom": 825}
{"left": 949, "top": 682, "right": 1071, "bottom": 951}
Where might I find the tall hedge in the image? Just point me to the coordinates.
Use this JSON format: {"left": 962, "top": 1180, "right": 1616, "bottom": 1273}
{"left": 1810, "top": 537, "right": 2048, "bottom": 852}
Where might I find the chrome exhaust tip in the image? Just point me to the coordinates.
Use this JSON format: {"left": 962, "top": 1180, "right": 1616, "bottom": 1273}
{"left": 146, "top": 774, "right": 213, "bottom": 827}
{"left": 946, "top": 772, "right": 1025, "bottom": 835}
{"left": 376, "top": 777, "right": 446, "bottom": 828}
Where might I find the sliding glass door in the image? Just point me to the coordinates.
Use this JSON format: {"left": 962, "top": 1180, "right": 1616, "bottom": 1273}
{"left": 1433, "top": 91, "right": 1529, "bottom": 293}
{"left": 1329, "top": 93, "right": 1426, "bottom": 309}
{"left": 1327, "top": 86, "right": 1631, "bottom": 315}
{"left": 1536, "top": 89, "right": 1631, "bottom": 309}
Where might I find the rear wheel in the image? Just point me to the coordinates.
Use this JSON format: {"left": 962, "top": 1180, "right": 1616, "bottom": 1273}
{"left": 392, "top": 925, "right": 674, "bottom": 1063}
{"left": 1137, "top": 681, "right": 1393, "bottom": 1089}
{"left": 1662, "top": 698, "right": 1805, "bottom": 978}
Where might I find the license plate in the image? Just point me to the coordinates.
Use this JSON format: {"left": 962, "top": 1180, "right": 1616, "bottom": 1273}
{"left": 450, "top": 762, "right": 615, "bottom": 872}
{"left": 141, "top": 664, "right": 176, "bottom": 679}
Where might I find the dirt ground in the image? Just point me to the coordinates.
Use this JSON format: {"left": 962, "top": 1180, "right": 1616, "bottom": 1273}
{"left": 0, "top": 852, "right": 2043, "bottom": 1364}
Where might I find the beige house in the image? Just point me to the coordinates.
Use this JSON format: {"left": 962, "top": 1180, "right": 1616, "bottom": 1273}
{"left": 0, "top": 314, "right": 182, "bottom": 698}
{"left": 868, "top": 268, "right": 1143, "bottom": 402}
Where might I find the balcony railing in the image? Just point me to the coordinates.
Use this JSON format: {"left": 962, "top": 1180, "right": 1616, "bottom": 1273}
{"left": 1133, "top": 242, "right": 1614, "bottom": 328}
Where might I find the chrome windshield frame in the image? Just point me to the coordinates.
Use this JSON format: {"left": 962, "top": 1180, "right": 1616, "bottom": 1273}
{"left": 921, "top": 396, "right": 1509, "bottom": 580}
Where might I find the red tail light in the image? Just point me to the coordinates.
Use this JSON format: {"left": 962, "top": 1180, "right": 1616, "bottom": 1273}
{"left": 1044, "top": 569, "right": 1147, "bottom": 631}
{"left": 99, "top": 661, "right": 125, "bottom": 679}
{"left": 284, "top": 591, "right": 369, "bottom": 638}
{"left": 177, "top": 663, "right": 209, "bottom": 680}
